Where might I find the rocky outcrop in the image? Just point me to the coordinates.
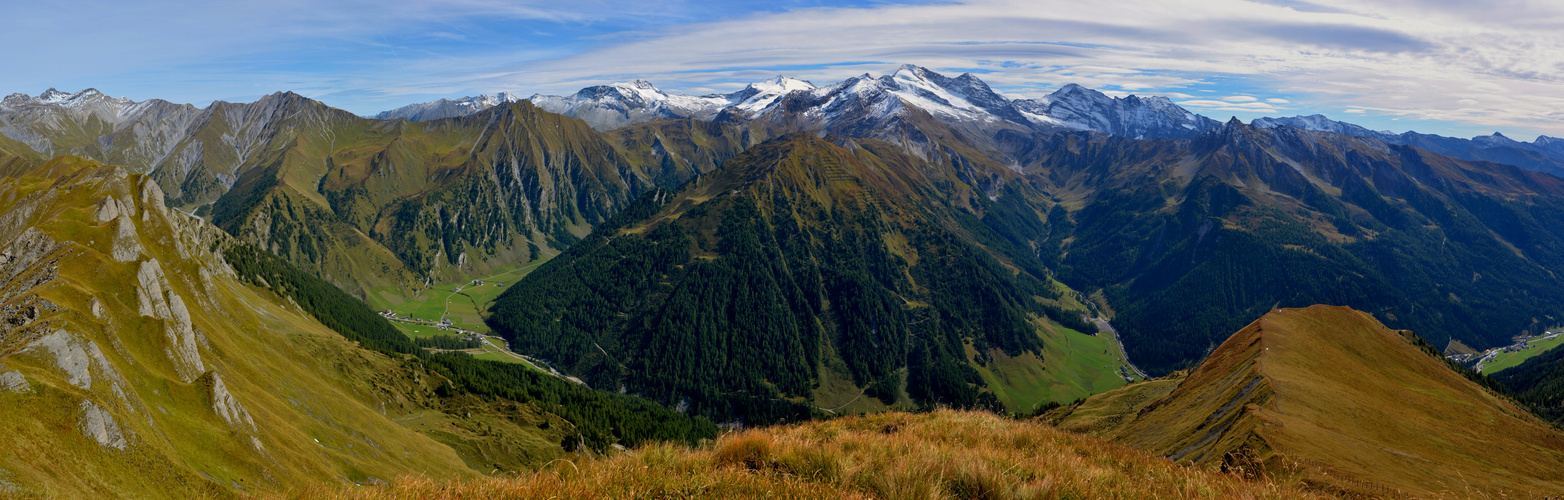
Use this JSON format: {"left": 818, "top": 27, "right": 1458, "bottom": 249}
{"left": 0, "top": 228, "right": 62, "bottom": 359}
{"left": 135, "top": 260, "right": 172, "bottom": 319}
{"left": 138, "top": 170, "right": 169, "bottom": 221}
{"left": 133, "top": 259, "right": 204, "bottom": 382}
{"left": 25, "top": 330, "right": 99, "bottom": 390}
{"left": 0, "top": 369, "right": 27, "bottom": 392}
{"left": 77, "top": 399, "right": 126, "bottom": 450}
{"left": 109, "top": 216, "right": 141, "bottom": 262}
{"left": 0, "top": 228, "right": 63, "bottom": 303}
{"left": 210, "top": 373, "right": 255, "bottom": 431}
{"left": 93, "top": 196, "right": 131, "bottom": 225}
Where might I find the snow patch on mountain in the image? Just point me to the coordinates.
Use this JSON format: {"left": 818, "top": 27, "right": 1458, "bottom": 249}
{"left": 372, "top": 92, "right": 522, "bottom": 121}
{"left": 1014, "top": 84, "right": 1220, "bottom": 139}
{"left": 728, "top": 76, "right": 816, "bottom": 113}
{"left": 377, "top": 67, "right": 1215, "bottom": 140}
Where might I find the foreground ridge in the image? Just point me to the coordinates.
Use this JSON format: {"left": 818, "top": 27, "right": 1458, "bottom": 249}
{"left": 1051, "top": 305, "right": 1564, "bottom": 498}
{"left": 299, "top": 410, "right": 1326, "bottom": 500}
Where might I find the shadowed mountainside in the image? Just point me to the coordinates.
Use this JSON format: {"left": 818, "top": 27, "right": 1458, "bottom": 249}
{"left": 487, "top": 132, "right": 1130, "bottom": 423}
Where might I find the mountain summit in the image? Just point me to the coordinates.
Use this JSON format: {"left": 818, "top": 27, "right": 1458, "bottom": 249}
{"left": 381, "top": 66, "right": 1217, "bottom": 140}
{"left": 371, "top": 92, "right": 522, "bottom": 121}
{"left": 1052, "top": 305, "right": 1564, "bottom": 497}
{"left": 1013, "top": 83, "right": 1219, "bottom": 139}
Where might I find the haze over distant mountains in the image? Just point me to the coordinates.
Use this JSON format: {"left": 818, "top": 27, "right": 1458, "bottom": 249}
{"left": 9, "top": 61, "right": 1564, "bottom": 498}
{"left": 367, "top": 66, "right": 1564, "bottom": 178}
{"left": 6, "top": 64, "right": 1564, "bottom": 406}
{"left": 375, "top": 65, "right": 1221, "bottom": 141}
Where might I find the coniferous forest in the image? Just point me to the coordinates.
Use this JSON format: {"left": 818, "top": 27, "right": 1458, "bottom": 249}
{"left": 222, "top": 242, "right": 718, "bottom": 450}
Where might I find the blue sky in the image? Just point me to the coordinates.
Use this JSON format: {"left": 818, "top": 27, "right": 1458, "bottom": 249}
{"left": 6, "top": 0, "right": 1563, "bottom": 139}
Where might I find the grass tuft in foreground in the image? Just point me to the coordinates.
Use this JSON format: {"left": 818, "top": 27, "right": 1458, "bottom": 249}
{"left": 293, "top": 410, "right": 1326, "bottom": 500}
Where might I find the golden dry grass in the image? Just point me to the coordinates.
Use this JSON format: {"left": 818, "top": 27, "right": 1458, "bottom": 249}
{"left": 289, "top": 410, "right": 1329, "bottom": 500}
{"left": 1061, "top": 306, "right": 1564, "bottom": 499}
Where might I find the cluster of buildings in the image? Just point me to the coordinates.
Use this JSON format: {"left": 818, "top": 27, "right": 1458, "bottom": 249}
{"left": 379, "top": 310, "right": 486, "bottom": 343}
{"left": 1452, "top": 330, "right": 1562, "bottom": 372}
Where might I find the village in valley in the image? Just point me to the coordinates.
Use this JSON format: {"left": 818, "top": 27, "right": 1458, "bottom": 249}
{"left": 1448, "top": 329, "right": 1564, "bottom": 375}
{"left": 368, "top": 268, "right": 587, "bottom": 385}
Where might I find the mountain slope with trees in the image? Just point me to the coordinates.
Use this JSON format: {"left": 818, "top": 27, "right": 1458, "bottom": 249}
{"left": 487, "top": 132, "right": 1123, "bottom": 422}
{"left": 0, "top": 156, "right": 712, "bottom": 498}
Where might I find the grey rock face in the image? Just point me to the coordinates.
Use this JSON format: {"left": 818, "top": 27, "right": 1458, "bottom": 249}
{"left": 93, "top": 196, "right": 124, "bottom": 224}
{"left": 0, "top": 370, "right": 29, "bottom": 392}
{"left": 110, "top": 215, "right": 142, "bottom": 262}
{"left": 1253, "top": 114, "right": 1564, "bottom": 176}
{"left": 1013, "top": 83, "right": 1220, "bottom": 139}
{"left": 210, "top": 373, "right": 255, "bottom": 431}
{"left": 135, "top": 259, "right": 173, "bottom": 319}
{"left": 0, "top": 228, "right": 63, "bottom": 302}
{"left": 25, "top": 330, "right": 97, "bottom": 390}
{"left": 134, "top": 259, "right": 205, "bottom": 382}
{"left": 77, "top": 399, "right": 127, "bottom": 450}
{"left": 372, "top": 92, "right": 522, "bottom": 121}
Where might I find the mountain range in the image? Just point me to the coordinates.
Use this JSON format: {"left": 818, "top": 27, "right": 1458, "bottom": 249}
{"left": 8, "top": 63, "right": 1564, "bottom": 498}
{"left": 0, "top": 156, "right": 713, "bottom": 497}
{"left": 1252, "top": 114, "right": 1564, "bottom": 176}
{"left": 389, "top": 65, "right": 1221, "bottom": 141}
{"left": 371, "top": 92, "right": 523, "bottom": 122}
{"left": 6, "top": 65, "right": 1564, "bottom": 418}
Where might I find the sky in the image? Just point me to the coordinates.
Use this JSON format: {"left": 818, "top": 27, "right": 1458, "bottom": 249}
{"left": 5, "top": 0, "right": 1563, "bottom": 139}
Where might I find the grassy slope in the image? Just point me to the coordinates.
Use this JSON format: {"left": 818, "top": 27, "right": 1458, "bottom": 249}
{"left": 373, "top": 261, "right": 557, "bottom": 370}
{"left": 1481, "top": 332, "right": 1564, "bottom": 374}
{"left": 1061, "top": 305, "right": 1564, "bottom": 498}
{"left": 0, "top": 159, "right": 475, "bottom": 497}
{"left": 0, "top": 158, "right": 579, "bottom": 497}
{"left": 1255, "top": 307, "right": 1564, "bottom": 497}
{"left": 367, "top": 259, "right": 552, "bottom": 335}
{"left": 1044, "top": 376, "right": 1183, "bottom": 436}
{"left": 968, "top": 319, "right": 1138, "bottom": 413}
{"left": 299, "top": 410, "right": 1327, "bottom": 500}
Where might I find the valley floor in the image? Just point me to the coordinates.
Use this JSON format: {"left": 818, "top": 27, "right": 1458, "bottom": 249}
{"left": 1476, "top": 330, "right": 1564, "bottom": 374}
{"left": 369, "top": 259, "right": 558, "bottom": 371}
{"left": 291, "top": 410, "right": 1326, "bottom": 500}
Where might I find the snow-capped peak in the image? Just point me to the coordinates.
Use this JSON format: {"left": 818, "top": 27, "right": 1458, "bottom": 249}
{"left": 1473, "top": 131, "right": 1519, "bottom": 147}
{"left": 376, "top": 65, "right": 1219, "bottom": 139}
{"left": 38, "top": 88, "right": 74, "bottom": 104}
{"left": 13, "top": 88, "right": 127, "bottom": 109}
{"left": 750, "top": 76, "right": 815, "bottom": 95}
{"left": 1012, "top": 82, "right": 1219, "bottom": 138}
{"left": 724, "top": 76, "right": 817, "bottom": 113}
{"left": 371, "top": 92, "right": 522, "bottom": 121}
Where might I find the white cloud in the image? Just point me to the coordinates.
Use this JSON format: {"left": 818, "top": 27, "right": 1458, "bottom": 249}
{"left": 1178, "top": 100, "right": 1281, "bottom": 113}
{"left": 9, "top": 0, "right": 1564, "bottom": 137}
{"left": 474, "top": 0, "right": 1564, "bottom": 136}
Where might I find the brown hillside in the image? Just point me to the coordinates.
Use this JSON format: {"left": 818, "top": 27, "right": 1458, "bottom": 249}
{"left": 1058, "top": 305, "right": 1564, "bottom": 498}
{"left": 300, "top": 410, "right": 1328, "bottom": 500}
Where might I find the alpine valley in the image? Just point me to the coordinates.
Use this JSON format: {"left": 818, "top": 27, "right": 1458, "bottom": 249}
{"left": 4, "top": 64, "right": 1564, "bottom": 498}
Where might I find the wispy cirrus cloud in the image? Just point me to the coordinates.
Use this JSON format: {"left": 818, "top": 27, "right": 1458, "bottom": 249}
{"left": 5, "top": 0, "right": 1563, "bottom": 138}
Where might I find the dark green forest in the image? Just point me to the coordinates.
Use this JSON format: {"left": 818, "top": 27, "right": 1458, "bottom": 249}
{"left": 221, "top": 242, "right": 717, "bottom": 450}
{"left": 1495, "top": 346, "right": 1564, "bottom": 423}
{"left": 487, "top": 137, "right": 1085, "bottom": 422}
{"left": 416, "top": 335, "right": 484, "bottom": 350}
{"left": 1055, "top": 177, "right": 1564, "bottom": 375}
